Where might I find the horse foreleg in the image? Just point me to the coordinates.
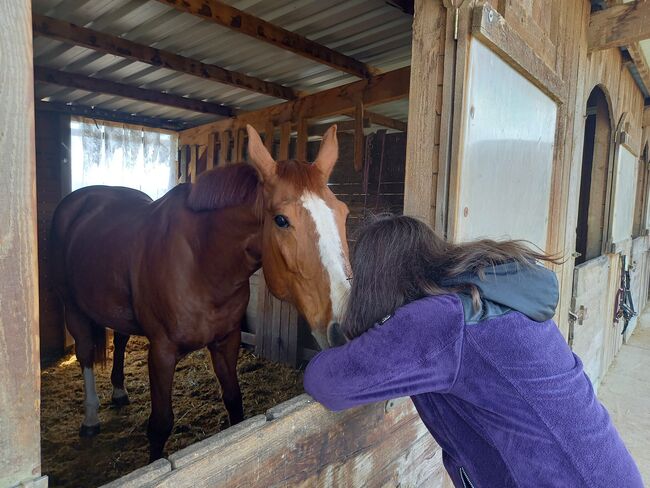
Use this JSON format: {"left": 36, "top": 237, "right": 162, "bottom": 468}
{"left": 111, "top": 332, "right": 131, "bottom": 406}
{"left": 208, "top": 329, "right": 244, "bottom": 426}
{"left": 146, "top": 340, "right": 177, "bottom": 462}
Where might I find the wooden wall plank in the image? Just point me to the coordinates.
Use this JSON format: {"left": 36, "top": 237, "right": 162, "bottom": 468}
{"left": 0, "top": 1, "right": 41, "bottom": 486}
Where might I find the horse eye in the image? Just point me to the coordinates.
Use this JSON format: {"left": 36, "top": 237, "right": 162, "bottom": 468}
{"left": 274, "top": 215, "right": 290, "bottom": 228}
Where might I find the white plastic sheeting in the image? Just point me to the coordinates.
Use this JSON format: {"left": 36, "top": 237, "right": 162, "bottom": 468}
{"left": 454, "top": 39, "right": 558, "bottom": 250}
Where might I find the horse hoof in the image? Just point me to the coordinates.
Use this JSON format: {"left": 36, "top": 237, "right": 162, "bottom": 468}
{"left": 79, "top": 423, "right": 100, "bottom": 437}
{"left": 111, "top": 394, "right": 131, "bottom": 407}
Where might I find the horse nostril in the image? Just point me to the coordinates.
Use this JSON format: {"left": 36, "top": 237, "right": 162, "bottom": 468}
{"left": 327, "top": 322, "right": 347, "bottom": 347}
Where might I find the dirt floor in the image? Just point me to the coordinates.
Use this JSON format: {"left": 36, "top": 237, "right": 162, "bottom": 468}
{"left": 41, "top": 336, "right": 304, "bottom": 488}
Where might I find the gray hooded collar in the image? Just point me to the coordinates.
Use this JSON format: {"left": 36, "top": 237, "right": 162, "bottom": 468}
{"left": 441, "top": 261, "right": 559, "bottom": 324}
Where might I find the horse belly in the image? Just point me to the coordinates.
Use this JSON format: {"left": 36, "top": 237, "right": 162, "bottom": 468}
{"left": 162, "top": 294, "right": 249, "bottom": 351}
{"left": 68, "top": 241, "right": 142, "bottom": 334}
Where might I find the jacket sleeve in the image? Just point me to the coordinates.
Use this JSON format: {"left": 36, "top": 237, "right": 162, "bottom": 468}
{"left": 303, "top": 295, "right": 464, "bottom": 411}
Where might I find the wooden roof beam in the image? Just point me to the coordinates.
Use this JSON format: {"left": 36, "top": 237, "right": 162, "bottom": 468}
{"left": 307, "top": 112, "right": 406, "bottom": 136}
{"left": 588, "top": 1, "right": 650, "bottom": 51}
{"left": 155, "top": 0, "right": 377, "bottom": 79}
{"left": 33, "top": 14, "right": 297, "bottom": 101}
{"left": 366, "top": 111, "right": 407, "bottom": 131}
{"left": 179, "top": 66, "right": 410, "bottom": 145}
{"left": 34, "top": 66, "right": 234, "bottom": 117}
{"left": 35, "top": 100, "right": 190, "bottom": 131}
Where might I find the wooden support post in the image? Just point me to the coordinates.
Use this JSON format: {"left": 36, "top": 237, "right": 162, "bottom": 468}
{"left": 354, "top": 101, "right": 365, "bottom": 172}
{"left": 279, "top": 122, "right": 291, "bottom": 160}
{"left": 0, "top": 1, "right": 42, "bottom": 486}
{"left": 189, "top": 145, "right": 198, "bottom": 183}
{"left": 404, "top": 0, "right": 446, "bottom": 226}
{"left": 264, "top": 122, "right": 275, "bottom": 157}
{"left": 235, "top": 128, "right": 246, "bottom": 162}
{"left": 296, "top": 118, "right": 308, "bottom": 161}
{"left": 206, "top": 133, "right": 216, "bottom": 170}
{"left": 220, "top": 130, "right": 231, "bottom": 164}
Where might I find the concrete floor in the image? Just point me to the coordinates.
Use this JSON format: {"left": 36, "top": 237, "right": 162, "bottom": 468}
{"left": 599, "top": 306, "right": 650, "bottom": 484}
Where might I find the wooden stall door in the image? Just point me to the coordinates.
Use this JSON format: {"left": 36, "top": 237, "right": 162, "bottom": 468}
{"left": 569, "top": 255, "right": 610, "bottom": 391}
{"left": 626, "top": 236, "right": 650, "bottom": 338}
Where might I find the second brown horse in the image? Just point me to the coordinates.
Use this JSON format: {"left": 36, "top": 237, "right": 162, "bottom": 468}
{"left": 50, "top": 125, "right": 350, "bottom": 460}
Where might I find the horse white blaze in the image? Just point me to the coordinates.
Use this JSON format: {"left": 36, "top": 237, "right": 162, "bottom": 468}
{"left": 82, "top": 367, "right": 100, "bottom": 427}
{"left": 300, "top": 192, "right": 350, "bottom": 325}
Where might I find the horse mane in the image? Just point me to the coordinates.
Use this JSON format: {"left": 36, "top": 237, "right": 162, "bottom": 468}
{"left": 275, "top": 159, "right": 324, "bottom": 193}
{"left": 187, "top": 163, "right": 262, "bottom": 215}
{"left": 187, "top": 159, "right": 323, "bottom": 215}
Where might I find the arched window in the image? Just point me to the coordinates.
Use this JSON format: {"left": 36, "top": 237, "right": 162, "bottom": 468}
{"left": 575, "top": 87, "right": 612, "bottom": 264}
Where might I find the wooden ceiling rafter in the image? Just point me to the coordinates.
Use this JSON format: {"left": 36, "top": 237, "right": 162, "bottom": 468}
{"left": 32, "top": 14, "right": 297, "bottom": 101}
{"left": 155, "top": 0, "right": 377, "bottom": 79}
{"left": 34, "top": 66, "right": 234, "bottom": 117}
{"left": 35, "top": 100, "right": 191, "bottom": 131}
{"left": 626, "top": 42, "right": 650, "bottom": 99}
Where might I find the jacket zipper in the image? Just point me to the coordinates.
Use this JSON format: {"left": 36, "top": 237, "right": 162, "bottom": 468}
{"left": 459, "top": 467, "right": 476, "bottom": 488}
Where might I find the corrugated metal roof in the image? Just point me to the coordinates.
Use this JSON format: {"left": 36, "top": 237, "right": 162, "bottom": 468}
{"left": 33, "top": 0, "right": 413, "bottom": 127}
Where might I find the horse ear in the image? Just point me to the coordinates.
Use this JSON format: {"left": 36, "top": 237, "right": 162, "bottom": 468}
{"left": 314, "top": 124, "right": 338, "bottom": 181}
{"left": 246, "top": 124, "right": 276, "bottom": 182}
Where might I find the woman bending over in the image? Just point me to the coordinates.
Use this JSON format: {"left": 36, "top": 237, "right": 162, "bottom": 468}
{"left": 304, "top": 215, "right": 642, "bottom": 488}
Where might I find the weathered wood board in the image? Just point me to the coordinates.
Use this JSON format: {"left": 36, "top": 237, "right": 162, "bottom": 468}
{"left": 0, "top": 1, "right": 41, "bottom": 486}
{"left": 102, "top": 396, "right": 445, "bottom": 488}
{"left": 571, "top": 254, "right": 611, "bottom": 391}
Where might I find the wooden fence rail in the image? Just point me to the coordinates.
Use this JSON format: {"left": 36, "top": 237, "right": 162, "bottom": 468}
{"left": 101, "top": 395, "right": 448, "bottom": 488}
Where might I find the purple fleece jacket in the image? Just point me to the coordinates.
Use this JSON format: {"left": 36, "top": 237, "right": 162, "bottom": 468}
{"left": 304, "top": 295, "right": 642, "bottom": 487}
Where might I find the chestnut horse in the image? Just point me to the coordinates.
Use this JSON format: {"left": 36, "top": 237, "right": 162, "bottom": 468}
{"left": 50, "top": 125, "right": 350, "bottom": 460}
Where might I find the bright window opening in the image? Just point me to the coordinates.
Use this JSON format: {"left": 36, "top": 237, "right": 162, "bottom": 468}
{"left": 71, "top": 117, "right": 178, "bottom": 200}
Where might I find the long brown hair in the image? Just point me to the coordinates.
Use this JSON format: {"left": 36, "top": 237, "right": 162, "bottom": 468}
{"left": 341, "top": 214, "right": 562, "bottom": 339}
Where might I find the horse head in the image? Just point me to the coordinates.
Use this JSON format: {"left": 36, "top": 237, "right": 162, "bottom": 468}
{"left": 246, "top": 124, "right": 351, "bottom": 349}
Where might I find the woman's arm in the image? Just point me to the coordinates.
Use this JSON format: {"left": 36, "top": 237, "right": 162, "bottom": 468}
{"left": 304, "top": 294, "right": 464, "bottom": 411}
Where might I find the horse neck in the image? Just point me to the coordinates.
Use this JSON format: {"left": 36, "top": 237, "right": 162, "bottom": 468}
{"left": 198, "top": 203, "right": 264, "bottom": 286}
